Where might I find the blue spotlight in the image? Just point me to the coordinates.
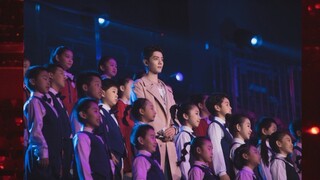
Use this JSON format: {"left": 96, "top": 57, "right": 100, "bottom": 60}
{"left": 35, "top": 4, "right": 40, "bottom": 13}
{"left": 205, "top": 42, "right": 209, "bottom": 50}
{"left": 98, "top": 18, "right": 105, "bottom": 25}
{"left": 98, "top": 15, "right": 110, "bottom": 28}
{"left": 250, "top": 35, "right": 263, "bottom": 47}
{"left": 175, "top": 72, "right": 184, "bottom": 82}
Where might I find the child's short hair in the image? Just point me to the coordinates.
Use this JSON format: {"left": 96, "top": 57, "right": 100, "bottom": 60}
{"left": 228, "top": 113, "right": 250, "bottom": 136}
{"left": 190, "top": 136, "right": 211, "bottom": 160}
{"left": 141, "top": 45, "right": 163, "bottom": 61}
{"left": 269, "top": 131, "right": 291, "bottom": 153}
{"left": 75, "top": 97, "right": 98, "bottom": 125}
{"left": 76, "top": 71, "right": 101, "bottom": 98}
{"left": 44, "top": 63, "right": 64, "bottom": 74}
{"left": 101, "top": 78, "right": 118, "bottom": 91}
{"left": 50, "top": 46, "right": 72, "bottom": 64}
{"left": 234, "top": 143, "right": 251, "bottom": 170}
{"left": 24, "top": 65, "right": 47, "bottom": 92}
{"left": 130, "top": 124, "right": 154, "bottom": 150}
{"left": 98, "top": 56, "right": 116, "bottom": 73}
{"left": 255, "top": 117, "right": 277, "bottom": 138}
{"left": 190, "top": 93, "right": 207, "bottom": 107}
{"left": 289, "top": 119, "right": 301, "bottom": 140}
{"left": 170, "top": 102, "right": 197, "bottom": 125}
{"left": 205, "top": 93, "right": 229, "bottom": 116}
{"left": 131, "top": 98, "right": 149, "bottom": 121}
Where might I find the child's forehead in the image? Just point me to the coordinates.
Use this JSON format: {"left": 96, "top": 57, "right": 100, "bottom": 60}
{"left": 222, "top": 97, "right": 230, "bottom": 102}
{"left": 38, "top": 70, "right": 49, "bottom": 76}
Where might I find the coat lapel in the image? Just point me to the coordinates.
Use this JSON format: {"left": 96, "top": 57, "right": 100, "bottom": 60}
{"left": 143, "top": 77, "right": 168, "bottom": 116}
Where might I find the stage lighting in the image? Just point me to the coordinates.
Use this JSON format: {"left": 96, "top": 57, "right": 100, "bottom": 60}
{"left": 97, "top": 15, "right": 110, "bottom": 28}
{"left": 307, "top": 126, "right": 320, "bottom": 135}
{"left": 175, "top": 72, "right": 184, "bottom": 82}
{"left": 170, "top": 72, "right": 184, "bottom": 82}
{"left": 233, "top": 29, "right": 262, "bottom": 48}
{"left": 251, "top": 35, "right": 263, "bottom": 47}
{"left": 98, "top": 18, "right": 105, "bottom": 25}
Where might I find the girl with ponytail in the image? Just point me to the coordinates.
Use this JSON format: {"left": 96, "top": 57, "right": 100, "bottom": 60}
{"left": 172, "top": 102, "right": 201, "bottom": 179}
{"left": 255, "top": 117, "right": 278, "bottom": 180}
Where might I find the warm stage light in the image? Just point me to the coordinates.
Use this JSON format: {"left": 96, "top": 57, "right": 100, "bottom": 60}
{"left": 307, "top": 126, "right": 320, "bottom": 135}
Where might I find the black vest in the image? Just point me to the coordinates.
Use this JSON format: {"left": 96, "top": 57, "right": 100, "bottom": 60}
{"left": 48, "top": 91, "right": 72, "bottom": 139}
{"left": 293, "top": 145, "right": 302, "bottom": 173}
{"left": 273, "top": 158, "right": 299, "bottom": 180}
{"left": 98, "top": 108, "right": 126, "bottom": 157}
{"left": 188, "top": 164, "right": 218, "bottom": 180}
{"left": 135, "top": 154, "right": 165, "bottom": 180}
{"left": 210, "top": 119, "right": 234, "bottom": 178}
{"left": 34, "top": 96, "right": 62, "bottom": 176}
{"left": 78, "top": 131, "right": 112, "bottom": 180}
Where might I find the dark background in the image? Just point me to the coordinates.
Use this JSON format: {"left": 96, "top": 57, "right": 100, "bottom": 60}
{"left": 2, "top": 0, "right": 320, "bottom": 179}
{"left": 24, "top": 0, "right": 301, "bottom": 127}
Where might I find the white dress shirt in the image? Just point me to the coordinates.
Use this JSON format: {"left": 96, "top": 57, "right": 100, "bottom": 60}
{"left": 230, "top": 137, "right": 245, "bottom": 175}
{"left": 174, "top": 126, "right": 195, "bottom": 180}
{"left": 257, "top": 139, "right": 273, "bottom": 180}
{"left": 24, "top": 91, "right": 58, "bottom": 159}
{"left": 230, "top": 138, "right": 245, "bottom": 161}
{"left": 207, "top": 116, "right": 232, "bottom": 177}
{"left": 270, "top": 153, "right": 290, "bottom": 180}
{"left": 73, "top": 126, "right": 115, "bottom": 180}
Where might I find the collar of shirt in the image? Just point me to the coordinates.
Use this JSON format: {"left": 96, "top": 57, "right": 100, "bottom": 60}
{"left": 64, "top": 71, "right": 74, "bottom": 81}
{"left": 214, "top": 116, "right": 226, "bottom": 125}
{"left": 135, "top": 121, "right": 147, "bottom": 126}
{"left": 233, "top": 137, "right": 245, "bottom": 144}
{"left": 194, "top": 161, "right": 208, "bottom": 167}
{"left": 101, "top": 74, "right": 111, "bottom": 80}
{"left": 275, "top": 153, "right": 287, "bottom": 159}
{"left": 32, "top": 91, "right": 45, "bottom": 98}
{"left": 49, "top": 87, "right": 59, "bottom": 95}
{"left": 82, "top": 126, "right": 94, "bottom": 133}
{"left": 137, "top": 150, "right": 152, "bottom": 157}
{"left": 99, "top": 103, "right": 111, "bottom": 112}
{"left": 242, "top": 166, "right": 255, "bottom": 175}
{"left": 179, "top": 125, "right": 194, "bottom": 133}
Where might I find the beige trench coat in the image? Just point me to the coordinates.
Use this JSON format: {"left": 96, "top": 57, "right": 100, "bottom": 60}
{"left": 133, "top": 76, "right": 181, "bottom": 180}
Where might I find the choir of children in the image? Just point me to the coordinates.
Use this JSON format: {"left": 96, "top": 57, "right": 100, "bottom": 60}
{"left": 23, "top": 45, "right": 302, "bottom": 180}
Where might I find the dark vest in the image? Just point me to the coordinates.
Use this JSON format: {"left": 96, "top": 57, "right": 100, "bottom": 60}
{"left": 48, "top": 91, "right": 72, "bottom": 139}
{"left": 78, "top": 131, "right": 112, "bottom": 180}
{"left": 135, "top": 154, "right": 165, "bottom": 180}
{"left": 98, "top": 108, "right": 126, "bottom": 157}
{"left": 210, "top": 119, "right": 234, "bottom": 178}
{"left": 273, "top": 158, "right": 299, "bottom": 180}
{"left": 293, "top": 145, "right": 302, "bottom": 173}
{"left": 34, "top": 96, "right": 62, "bottom": 176}
{"left": 188, "top": 164, "right": 218, "bottom": 180}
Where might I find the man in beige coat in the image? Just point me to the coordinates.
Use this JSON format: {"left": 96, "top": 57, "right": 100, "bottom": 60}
{"left": 132, "top": 45, "right": 181, "bottom": 180}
